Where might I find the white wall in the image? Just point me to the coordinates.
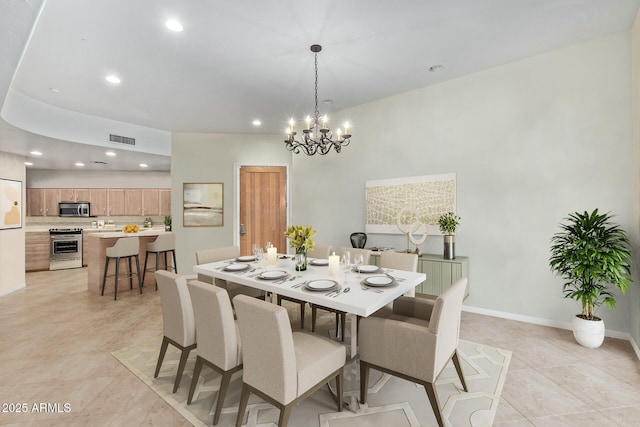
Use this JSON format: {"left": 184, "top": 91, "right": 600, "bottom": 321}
{"left": 26, "top": 170, "right": 170, "bottom": 188}
{"left": 170, "top": 133, "right": 290, "bottom": 272}
{"left": 291, "top": 32, "right": 637, "bottom": 333}
{"left": 630, "top": 11, "right": 640, "bottom": 349}
{"left": 0, "top": 151, "right": 26, "bottom": 295}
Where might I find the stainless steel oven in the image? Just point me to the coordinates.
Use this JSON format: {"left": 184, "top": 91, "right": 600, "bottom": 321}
{"left": 49, "top": 228, "right": 83, "bottom": 270}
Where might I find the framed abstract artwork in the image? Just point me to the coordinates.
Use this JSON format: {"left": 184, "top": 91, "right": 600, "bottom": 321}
{"left": 0, "top": 178, "right": 22, "bottom": 230}
{"left": 183, "top": 182, "right": 224, "bottom": 227}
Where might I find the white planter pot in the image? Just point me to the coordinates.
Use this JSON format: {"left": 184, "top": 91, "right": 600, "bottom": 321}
{"left": 572, "top": 315, "right": 605, "bottom": 348}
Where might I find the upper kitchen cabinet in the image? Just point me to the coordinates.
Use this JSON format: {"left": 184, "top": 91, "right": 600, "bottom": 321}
{"left": 60, "top": 188, "right": 90, "bottom": 202}
{"left": 27, "top": 188, "right": 60, "bottom": 216}
{"left": 142, "top": 189, "right": 159, "bottom": 216}
{"left": 124, "top": 189, "right": 143, "bottom": 216}
{"left": 107, "top": 189, "right": 125, "bottom": 216}
{"left": 159, "top": 189, "right": 171, "bottom": 216}
{"left": 90, "top": 189, "right": 108, "bottom": 216}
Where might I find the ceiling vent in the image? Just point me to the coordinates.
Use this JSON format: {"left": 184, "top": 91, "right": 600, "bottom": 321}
{"left": 109, "top": 134, "right": 135, "bottom": 146}
{"left": 91, "top": 160, "right": 108, "bottom": 165}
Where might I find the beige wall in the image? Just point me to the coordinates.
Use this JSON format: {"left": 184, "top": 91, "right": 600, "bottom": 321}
{"left": 630, "top": 10, "right": 640, "bottom": 351}
{"left": 0, "top": 151, "right": 26, "bottom": 295}
{"left": 26, "top": 170, "right": 170, "bottom": 188}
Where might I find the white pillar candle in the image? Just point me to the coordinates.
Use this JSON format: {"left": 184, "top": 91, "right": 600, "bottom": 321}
{"left": 328, "top": 253, "right": 340, "bottom": 278}
{"left": 267, "top": 247, "right": 277, "bottom": 265}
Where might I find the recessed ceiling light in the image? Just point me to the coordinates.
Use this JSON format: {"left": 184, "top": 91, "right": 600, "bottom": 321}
{"left": 322, "top": 99, "right": 333, "bottom": 104}
{"left": 429, "top": 64, "right": 444, "bottom": 72}
{"left": 30, "top": 150, "right": 42, "bottom": 156}
{"left": 252, "top": 119, "right": 262, "bottom": 126}
{"left": 139, "top": 163, "right": 148, "bottom": 168}
{"left": 105, "top": 151, "right": 116, "bottom": 157}
{"left": 105, "top": 75, "right": 121, "bottom": 84}
{"left": 75, "top": 162, "right": 85, "bottom": 167}
{"left": 24, "top": 162, "right": 33, "bottom": 166}
{"left": 49, "top": 88, "right": 60, "bottom": 94}
{"left": 165, "top": 19, "right": 183, "bottom": 32}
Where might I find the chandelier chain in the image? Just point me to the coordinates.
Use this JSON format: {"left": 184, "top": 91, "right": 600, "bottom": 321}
{"left": 314, "top": 51, "right": 319, "bottom": 120}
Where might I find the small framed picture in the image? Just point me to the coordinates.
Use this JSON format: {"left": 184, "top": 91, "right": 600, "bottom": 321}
{"left": 0, "top": 178, "right": 22, "bottom": 230}
{"left": 183, "top": 182, "right": 223, "bottom": 227}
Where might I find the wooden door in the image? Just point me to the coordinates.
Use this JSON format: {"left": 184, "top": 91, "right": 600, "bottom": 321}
{"left": 239, "top": 166, "right": 287, "bottom": 256}
{"left": 90, "top": 189, "right": 108, "bottom": 216}
{"left": 27, "top": 189, "right": 45, "bottom": 216}
{"left": 44, "top": 189, "right": 60, "bottom": 216}
{"left": 142, "top": 189, "right": 159, "bottom": 216}
{"left": 59, "top": 189, "right": 75, "bottom": 202}
{"left": 159, "top": 189, "right": 171, "bottom": 216}
{"left": 75, "top": 188, "right": 90, "bottom": 201}
{"left": 125, "top": 189, "right": 143, "bottom": 215}
{"left": 108, "top": 189, "right": 125, "bottom": 215}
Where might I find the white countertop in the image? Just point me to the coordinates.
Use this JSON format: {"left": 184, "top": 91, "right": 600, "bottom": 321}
{"left": 87, "top": 229, "right": 170, "bottom": 238}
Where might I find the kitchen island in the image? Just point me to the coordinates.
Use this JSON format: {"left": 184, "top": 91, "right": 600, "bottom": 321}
{"left": 86, "top": 229, "right": 173, "bottom": 296}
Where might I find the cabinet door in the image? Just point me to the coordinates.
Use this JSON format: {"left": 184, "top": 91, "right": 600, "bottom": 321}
{"left": 59, "top": 189, "right": 75, "bottom": 202}
{"left": 44, "top": 189, "right": 60, "bottom": 216}
{"left": 108, "top": 189, "right": 125, "bottom": 216}
{"left": 159, "top": 189, "right": 171, "bottom": 216}
{"left": 90, "top": 189, "right": 108, "bottom": 216}
{"left": 142, "top": 189, "right": 159, "bottom": 216}
{"left": 124, "top": 189, "right": 142, "bottom": 216}
{"left": 27, "top": 189, "right": 45, "bottom": 216}
{"left": 75, "top": 189, "right": 90, "bottom": 202}
{"left": 25, "top": 232, "right": 50, "bottom": 271}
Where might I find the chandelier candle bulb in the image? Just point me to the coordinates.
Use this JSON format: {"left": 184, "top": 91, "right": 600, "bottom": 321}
{"left": 267, "top": 247, "right": 277, "bottom": 265}
{"left": 305, "top": 116, "right": 311, "bottom": 130}
{"left": 328, "top": 253, "right": 340, "bottom": 278}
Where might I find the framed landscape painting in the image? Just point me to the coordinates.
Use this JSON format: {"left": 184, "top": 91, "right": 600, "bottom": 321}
{"left": 183, "top": 182, "right": 223, "bottom": 227}
{"left": 0, "top": 178, "right": 22, "bottom": 230}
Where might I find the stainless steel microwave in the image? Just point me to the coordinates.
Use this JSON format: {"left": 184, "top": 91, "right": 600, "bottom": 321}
{"left": 59, "top": 202, "right": 91, "bottom": 217}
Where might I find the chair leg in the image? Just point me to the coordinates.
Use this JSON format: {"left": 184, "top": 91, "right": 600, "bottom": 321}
{"left": 311, "top": 305, "right": 317, "bottom": 332}
{"left": 336, "top": 369, "right": 343, "bottom": 412}
{"left": 101, "top": 257, "right": 110, "bottom": 296}
{"left": 278, "top": 404, "right": 292, "bottom": 427}
{"left": 135, "top": 255, "right": 142, "bottom": 294}
{"left": 360, "top": 360, "right": 370, "bottom": 404}
{"left": 155, "top": 252, "right": 160, "bottom": 289}
{"left": 424, "top": 381, "right": 445, "bottom": 427}
{"left": 154, "top": 336, "right": 169, "bottom": 378}
{"left": 299, "top": 301, "right": 305, "bottom": 329}
{"left": 163, "top": 251, "right": 168, "bottom": 272}
{"left": 340, "top": 312, "right": 346, "bottom": 342}
{"left": 276, "top": 294, "right": 283, "bottom": 306}
{"left": 142, "top": 251, "right": 150, "bottom": 287}
{"left": 172, "top": 249, "right": 178, "bottom": 273}
{"left": 114, "top": 257, "right": 120, "bottom": 300}
{"left": 187, "top": 356, "right": 204, "bottom": 405}
{"left": 173, "top": 345, "right": 194, "bottom": 393}
{"left": 334, "top": 312, "right": 340, "bottom": 338}
{"left": 214, "top": 370, "right": 234, "bottom": 425}
{"left": 235, "top": 383, "right": 250, "bottom": 427}
{"left": 128, "top": 256, "right": 133, "bottom": 290}
{"left": 452, "top": 350, "right": 468, "bottom": 392}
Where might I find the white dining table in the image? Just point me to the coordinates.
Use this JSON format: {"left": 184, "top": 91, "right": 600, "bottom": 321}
{"left": 193, "top": 256, "right": 426, "bottom": 359}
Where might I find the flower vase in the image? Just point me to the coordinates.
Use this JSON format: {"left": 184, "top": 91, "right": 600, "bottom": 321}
{"left": 295, "top": 247, "right": 308, "bottom": 271}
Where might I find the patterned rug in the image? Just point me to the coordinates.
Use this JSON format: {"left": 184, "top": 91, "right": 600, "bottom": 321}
{"left": 112, "top": 324, "right": 510, "bottom": 427}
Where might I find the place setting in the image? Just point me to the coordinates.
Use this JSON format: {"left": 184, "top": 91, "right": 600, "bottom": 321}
{"left": 221, "top": 262, "right": 255, "bottom": 274}
{"left": 360, "top": 274, "right": 397, "bottom": 292}
{"left": 256, "top": 269, "right": 291, "bottom": 284}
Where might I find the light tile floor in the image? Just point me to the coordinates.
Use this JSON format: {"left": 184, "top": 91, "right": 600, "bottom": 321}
{"left": 1, "top": 268, "right": 638, "bottom": 426}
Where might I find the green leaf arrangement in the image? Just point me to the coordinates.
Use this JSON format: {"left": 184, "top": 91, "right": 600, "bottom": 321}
{"left": 438, "top": 212, "right": 461, "bottom": 235}
{"left": 284, "top": 225, "right": 315, "bottom": 251}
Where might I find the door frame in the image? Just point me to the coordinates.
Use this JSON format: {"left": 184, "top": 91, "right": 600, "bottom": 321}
{"left": 233, "top": 163, "right": 290, "bottom": 249}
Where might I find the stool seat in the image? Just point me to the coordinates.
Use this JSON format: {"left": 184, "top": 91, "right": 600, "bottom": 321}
{"left": 101, "top": 236, "right": 141, "bottom": 300}
{"left": 142, "top": 233, "right": 177, "bottom": 290}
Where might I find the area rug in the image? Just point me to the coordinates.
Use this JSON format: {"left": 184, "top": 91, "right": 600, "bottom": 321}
{"left": 112, "top": 330, "right": 510, "bottom": 427}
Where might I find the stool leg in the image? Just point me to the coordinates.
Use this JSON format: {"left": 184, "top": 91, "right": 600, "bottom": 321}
{"left": 142, "top": 251, "right": 150, "bottom": 287}
{"left": 101, "top": 257, "right": 110, "bottom": 296}
{"left": 127, "top": 256, "right": 133, "bottom": 289}
{"left": 135, "top": 255, "right": 142, "bottom": 294}
{"left": 114, "top": 257, "right": 120, "bottom": 300}
{"left": 163, "top": 251, "right": 167, "bottom": 271}
{"left": 172, "top": 250, "right": 177, "bottom": 274}
{"left": 155, "top": 251, "right": 160, "bottom": 289}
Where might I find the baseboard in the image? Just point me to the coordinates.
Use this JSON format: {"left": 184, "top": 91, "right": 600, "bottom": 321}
{"left": 0, "top": 283, "right": 26, "bottom": 297}
{"left": 462, "top": 304, "right": 636, "bottom": 349}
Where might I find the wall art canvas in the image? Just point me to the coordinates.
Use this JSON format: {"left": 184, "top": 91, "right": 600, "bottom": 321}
{"left": 183, "top": 182, "right": 223, "bottom": 227}
{"left": 0, "top": 178, "right": 22, "bottom": 230}
{"left": 365, "top": 173, "right": 456, "bottom": 235}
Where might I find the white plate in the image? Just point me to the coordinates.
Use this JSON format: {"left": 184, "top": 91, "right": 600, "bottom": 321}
{"left": 259, "top": 270, "right": 288, "bottom": 280}
{"left": 364, "top": 276, "right": 394, "bottom": 287}
{"left": 224, "top": 263, "right": 249, "bottom": 272}
{"left": 236, "top": 255, "right": 256, "bottom": 262}
{"left": 356, "top": 265, "right": 379, "bottom": 273}
{"left": 310, "top": 259, "right": 329, "bottom": 266}
{"left": 305, "top": 279, "right": 339, "bottom": 291}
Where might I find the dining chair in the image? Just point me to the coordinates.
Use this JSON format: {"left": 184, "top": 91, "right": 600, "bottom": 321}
{"left": 277, "top": 243, "right": 332, "bottom": 329}
{"left": 350, "top": 232, "right": 367, "bottom": 248}
{"left": 371, "top": 251, "right": 419, "bottom": 317}
{"left": 154, "top": 270, "right": 197, "bottom": 393}
{"left": 233, "top": 295, "right": 345, "bottom": 427}
{"left": 195, "top": 246, "right": 265, "bottom": 300}
{"left": 186, "top": 280, "right": 243, "bottom": 425}
{"left": 310, "top": 247, "right": 371, "bottom": 341}
{"left": 358, "top": 278, "right": 468, "bottom": 427}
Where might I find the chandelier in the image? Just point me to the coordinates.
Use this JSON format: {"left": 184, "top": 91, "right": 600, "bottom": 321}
{"left": 284, "top": 44, "right": 352, "bottom": 156}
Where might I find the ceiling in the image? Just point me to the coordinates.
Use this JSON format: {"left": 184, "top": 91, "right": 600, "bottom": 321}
{"left": 1, "top": 0, "right": 640, "bottom": 170}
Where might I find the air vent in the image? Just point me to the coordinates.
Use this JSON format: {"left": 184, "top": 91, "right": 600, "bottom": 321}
{"left": 109, "top": 134, "right": 135, "bottom": 145}
{"left": 91, "top": 160, "right": 108, "bottom": 165}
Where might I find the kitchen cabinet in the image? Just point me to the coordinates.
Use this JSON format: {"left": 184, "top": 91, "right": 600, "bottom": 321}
{"left": 27, "top": 188, "right": 60, "bottom": 216}
{"left": 142, "top": 189, "right": 159, "bottom": 216}
{"left": 125, "top": 189, "right": 143, "bottom": 215}
{"left": 25, "top": 231, "right": 50, "bottom": 271}
{"left": 159, "top": 189, "right": 171, "bottom": 216}
{"left": 90, "top": 189, "right": 108, "bottom": 216}
{"left": 107, "top": 189, "right": 125, "bottom": 216}
{"left": 60, "top": 188, "right": 90, "bottom": 202}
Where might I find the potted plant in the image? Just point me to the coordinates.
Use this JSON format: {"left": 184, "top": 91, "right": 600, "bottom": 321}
{"left": 438, "top": 212, "right": 460, "bottom": 259}
{"left": 549, "top": 209, "right": 632, "bottom": 348}
{"left": 164, "top": 215, "right": 172, "bottom": 231}
{"left": 144, "top": 217, "right": 153, "bottom": 228}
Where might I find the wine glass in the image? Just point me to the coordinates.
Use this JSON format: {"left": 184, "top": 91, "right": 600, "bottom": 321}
{"left": 354, "top": 254, "right": 364, "bottom": 277}
{"left": 264, "top": 241, "right": 272, "bottom": 252}
{"left": 341, "top": 251, "right": 351, "bottom": 284}
{"left": 255, "top": 247, "right": 264, "bottom": 265}
{"left": 252, "top": 243, "right": 260, "bottom": 259}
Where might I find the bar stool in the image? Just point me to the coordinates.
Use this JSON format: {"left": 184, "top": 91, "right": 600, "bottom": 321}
{"left": 142, "top": 233, "right": 177, "bottom": 290}
{"left": 101, "top": 236, "right": 142, "bottom": 300}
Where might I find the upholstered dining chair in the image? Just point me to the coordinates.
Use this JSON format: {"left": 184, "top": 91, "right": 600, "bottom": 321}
{"left": 154, "top": 270, "right": 197, "bottom": 393}
{"left": 277, "top": 243, "right": 332, "bottom": 329}
{"left": 195, "top": 246, "right": 264, "bottom": 300}
{"left": 311, "top": 247, "right": 371, "bottom": 340}
{"left": 350, "top": 232, "right": 367, "bottom": 248}
{"left": 359, "top": 278, "right": 469, "bottom": 427}
{"left": 233, "top": 294, "right": 345, "bottom": 427}
{"left": 371, "top": 251, "right": 419, "bottom": 318}
{"left": 186, "top": 280, "right": 242, "bottom": 425}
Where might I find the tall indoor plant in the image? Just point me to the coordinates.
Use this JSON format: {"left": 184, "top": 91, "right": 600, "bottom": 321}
{"left": 549, "top": 209, "right": 632, "bottom": 348}
{"left": 438, "top": 212, "right": 460, "bottom": 260}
